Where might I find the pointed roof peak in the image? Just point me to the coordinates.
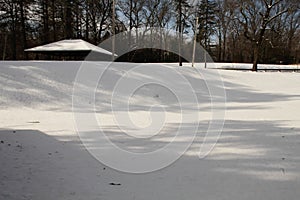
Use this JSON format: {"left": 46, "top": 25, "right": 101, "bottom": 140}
{"left": 25, "top": 39, "right": 117, "bottom": 56}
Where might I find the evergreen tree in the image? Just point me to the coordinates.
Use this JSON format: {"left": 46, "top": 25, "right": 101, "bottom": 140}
{"left": 196, "top": 0, "right": 218, "bottom": 50}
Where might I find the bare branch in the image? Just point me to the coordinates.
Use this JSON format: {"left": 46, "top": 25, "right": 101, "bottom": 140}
{"left": 266, "top": 9, "right": 288, "bottom": 25}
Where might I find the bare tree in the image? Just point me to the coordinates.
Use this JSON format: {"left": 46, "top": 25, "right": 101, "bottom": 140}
{"left": 215, "top": 0, "right": 239, "bottom": 61}
{"left": 85, "top": 0, "right": 113, "bottom": 44}
{"left": 239, "top": 0, "right": 288, "bottom": 71}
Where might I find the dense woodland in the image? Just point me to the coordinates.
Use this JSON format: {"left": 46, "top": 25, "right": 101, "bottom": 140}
{"left": 0, "top": 0, "right": 299, "bottom": 69}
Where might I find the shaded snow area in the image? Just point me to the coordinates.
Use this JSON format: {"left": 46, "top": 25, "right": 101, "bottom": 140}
{"left": 1, "top": 61, "right": 300, "bottom": 200}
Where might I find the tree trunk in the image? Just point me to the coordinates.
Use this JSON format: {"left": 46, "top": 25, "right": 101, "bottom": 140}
{"left": 20, "top": 0, "right": 28, "bottom": 59}
{"left": 10, "top": 4, "right": 16, "bottom": 60}
{"left": 51, "top": 0, "right": 56, "bottom": 41}
{"left": 65, "top": 0, "right": 72, "bottom": 39}
{"left": 218, "top": 27, "right": 222, "bottom": 61}
{"left": 178, "top": 0, "right": 182, "bottom": 66}
{"left": 75, "top": 2, "right": 80, "bottom": 38}
{"left": 43, "top": 0, "right": 50, "bottom": 44}
{"left": 253, "top": 27, "right": 265, "bottom": 71}
{"left": 135, "top": 13, "right": 139, "bottom": 46}
{"left": 222, "top": 30, "right": 227, "bottom": 61}
{"left": 85, "top": 2, "right": 89, "bottom": 41}
{"left": 129, "top": 0, "right": 133, "bottom": 49}
{"left": 252, "top": 45, "right": 259, "bottom": 71}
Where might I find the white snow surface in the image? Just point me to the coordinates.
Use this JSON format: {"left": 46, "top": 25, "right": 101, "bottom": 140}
{"left": 0, "top": 61, "right": 300, "bottom": 200}
{"left": 209, "top": 62, "right": 300, "bottom": 70}
{"left": 25, "top": 39, "right": 116, "bottom": 55}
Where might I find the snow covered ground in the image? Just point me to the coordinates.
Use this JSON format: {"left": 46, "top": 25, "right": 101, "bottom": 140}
{"left": 210, "top": 62, "right": 300, "bottom": 70}
{"left": 1, "top": 61, "right": 300, "bottom": 200}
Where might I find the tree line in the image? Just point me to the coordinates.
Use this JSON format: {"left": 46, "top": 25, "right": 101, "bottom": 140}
{"left": 0, "top": 0, "right": 299, "bottom": 69}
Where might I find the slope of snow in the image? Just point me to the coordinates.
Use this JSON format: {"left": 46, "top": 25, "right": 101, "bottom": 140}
{"left": 0, "top": 61, "right": 300, "bottom": 200}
